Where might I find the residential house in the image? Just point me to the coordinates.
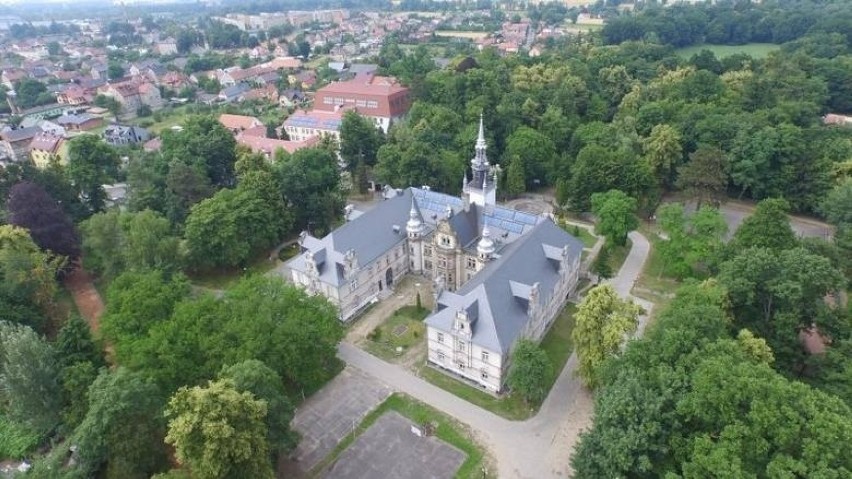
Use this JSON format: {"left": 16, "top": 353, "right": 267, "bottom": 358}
{"left": 2, "top": 68, "right": 27, "bottom": 89}
{"left": 56, "top": 114, "right": 103, "bottom": 132}
{"left": 282, "top": 109, "right": 343, "bottom": 142}
{"left": 313, "top": 74, "right": 410, "bottom": 133}
{"left": 57, "top": 85, "right": 93, "bottom": 106}
{"left": 288, "top": 121, "right": 582, "bottom": 392}
{"left": 103, "top": 124, "right": 150, "bottom": 146}
{"left": 0, "top": 126, "right": 42, "bottom": 163}
{"left": 235, "top": 133, "right": 319, "bottom": 158}
{"left": 218, "top": 114, "right": 264, "bottom": 135}
{"left": 156, "top": 39, "right": 179, "bottom": 56}
{"left": 279, "top": 89, "right": 307, "bottom": 108}
{"left": 218, "top": 83, "right": 251, "bottom": 103}
{"left": 100, "top": 79, "right": 163, "bottom": 114}
{"left": 28, "top": 132, "right": 68, "bottom": 168}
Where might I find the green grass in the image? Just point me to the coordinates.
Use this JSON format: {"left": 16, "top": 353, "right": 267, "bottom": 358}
{"left": 557, "top": 219, "right": 598, "bottom": 248}
{"left": 675, "top": 43, "right": 780, "bottom": 59}
{"left": 606, "top": 239, "right": 632, "bottom": 274}
{"left": 418, "top": 303, "right": 578, "bottom": 421}
{"left": 188, "top": 252, "right": 281, "bottom": 290}
{"left": 364, "top": 306, "right": 429, "bottom": 362}
{"left": 312, "top": 393, "right": 488, "bottom": 478}
{"left": 277, "top": 243, "right": 300, "bottom": 262}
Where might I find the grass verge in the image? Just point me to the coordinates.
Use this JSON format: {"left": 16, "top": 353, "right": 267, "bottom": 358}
{"left": 418, "top": 303, "right": 577, "bottom": 421}
{"left": 675, "top": 42, "right": 780, "bottom": 59}
{"left": 188, "top": 252, "right": 281, "bottom": 290}
{"left": 363, "top": 306, "right": 429, "bottom": 362}
{"left": 311, "top": 393, "right": 488, "bottom": 478}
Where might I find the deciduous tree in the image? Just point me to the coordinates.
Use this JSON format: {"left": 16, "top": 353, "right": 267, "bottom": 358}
{"left": 165, "top": 379, "right": 274, "bottom": 479}
{"left": 67, "top": 135, "right": 120, "bottom": 213}
{"left": 572, "top": 284, "right": 641, "bottom": 388}
{"left": 7, "top": 181, "right": 80, "bottom": 260}
{"left": 729, "top": 198, "right": 797, "bottom": 252}
{"left": 675, "top": 146, "right": 728, "bottom": 209}
{"left": 507, "top": 340, "right": 552, "bottom": 405}
{"left": 591, "top": 189, "right": 638, "bottom": 247}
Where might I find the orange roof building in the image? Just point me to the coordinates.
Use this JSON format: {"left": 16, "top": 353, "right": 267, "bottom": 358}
{"left": 313, "top": 74, "right": 410, "bottom": 133}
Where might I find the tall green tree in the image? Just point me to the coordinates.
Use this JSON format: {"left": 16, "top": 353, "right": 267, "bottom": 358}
{"left": 218, "top": 360, "right": 297, "bottom": 455}
{"left": 642, "top": 124, "right": 682, "bottom": 189}
{"left": 505, "top": 155, "right": 526, "bottom": 198}
{"left": 339, "top": 111, "right": 384, "bottom": 175}
{"left": 729, "top": 198, "right": 797, "bottom": 252}
{"left": 503, "top": 126, "right": 557, "bottom": 187}
{"left": 658, "top": 203, "right": 727, "bottom": 278}
{"left": 675, "top": 146, "right": 729, "bottom": 209}
{"left": 0, "top": 322, "right": 62, "bottom": 436}
{"left": 165, "top": 379, "right": 274, "bottom": 479}
{"left": 73, "top": 368, "right": 167, "bottom": 479}
{"left": 275, "top": 147, "right": 343, "bottom": 235}
{"left": 591, "top": 189, "right": 638, "bottom": 247}
{"left": 507, "top": 340, "right": 552, "bottom": 405}
{"left": 67, "top": 135, "right": 120, "bottom": 213}
{"left": 160, "top": 116, "right": 237, "bottom": 188}
{"left": 572, "top": 284, "right": 642, "bottom": 388}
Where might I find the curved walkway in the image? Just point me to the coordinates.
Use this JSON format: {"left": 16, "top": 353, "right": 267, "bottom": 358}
{"left": 336, "top": 230, "right": 653, "bottom": 478}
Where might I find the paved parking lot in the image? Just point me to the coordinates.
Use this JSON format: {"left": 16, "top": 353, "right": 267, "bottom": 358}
{"left": 284, "top": 367, "right": 392, "bottom": 475}
{"left": 323, "top": 411, "right": 467, "bottom": 479}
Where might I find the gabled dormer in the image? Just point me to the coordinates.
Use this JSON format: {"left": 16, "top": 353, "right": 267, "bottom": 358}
{"left": 453, "top": 301, "right": 477, "bottom": 339}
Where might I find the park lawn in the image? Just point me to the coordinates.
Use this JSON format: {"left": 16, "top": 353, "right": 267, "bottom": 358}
{"left": 557, "top": 220, "right": 598, "bottom": 248}
{"left": 606, "top": 238, "right": 632, "bottom": 275}
{"left": 364, "top": 306, "right": 430, "bottom": 362}
{"left": 419, "top": 302, "right": 578, "bottom": 421}
{"left": 313, "top": 393, "right": 489, "bottom": 478}
{"left": 188, "top": 252, "right": 281, "bottom": 290}
{"left": 675, "top": 42, "right": 780, "bottom": 59}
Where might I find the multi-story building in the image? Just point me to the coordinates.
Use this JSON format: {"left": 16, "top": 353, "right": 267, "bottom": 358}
{"left": 313, "top": 74, "right": 410, "bottom": 133}
{"left": 28, "top": 132, "right": 67, "bottom": 168}
{"left": 282, "top": 109, "right": 343, "bottom": 142}
{"left": 288, "top": 119, "right": 583, "bottom": 392}
{"left": 1, "top": 127, "right": 41, "bottom": 164}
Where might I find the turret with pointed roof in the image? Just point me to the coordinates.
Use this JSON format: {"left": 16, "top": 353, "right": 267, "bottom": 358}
{"left": 463, "top": 114, "right": 497, "bottom": 207}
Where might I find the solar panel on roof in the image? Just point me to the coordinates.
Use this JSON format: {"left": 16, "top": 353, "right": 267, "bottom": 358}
{"left": 514, "top": 211, "right": 539, "bottom": 225}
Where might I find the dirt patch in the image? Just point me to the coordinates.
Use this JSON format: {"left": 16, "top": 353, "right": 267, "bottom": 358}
{"left": 62, "top": 266, "right": 104, "bottom": 333}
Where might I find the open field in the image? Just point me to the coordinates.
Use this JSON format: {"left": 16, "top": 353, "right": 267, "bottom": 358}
{"left": 364, "top": 306, "right": 429, "bottom": 362}
{"left": 418, "top": 302, "right": 577, "bottom": 421}
{"left": 435, "top": 30, "right": 489, "bottom": 40}
{"left": 188, "top": 252, "right": 281, "bottom": 290}
{"left": 675, "top": 42, "right": 780, "bottom": 59}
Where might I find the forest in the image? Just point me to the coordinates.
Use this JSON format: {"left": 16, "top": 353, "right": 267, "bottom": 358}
{"left": 0, "top": 0, "right": 850, "bottom": 476}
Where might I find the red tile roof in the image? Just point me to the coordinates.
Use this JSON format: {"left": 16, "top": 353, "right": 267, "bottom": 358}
{"left": 236, "top": 133, "right": 319, "bottom": 155}
{"left": 314, "top": 74, "right": 410, "bottom": 118}
{"left": 218, "top": 114, "right": 263, "bottom": 132}
{"left": 28, "top": 133, "right": 63, "bottom": 153}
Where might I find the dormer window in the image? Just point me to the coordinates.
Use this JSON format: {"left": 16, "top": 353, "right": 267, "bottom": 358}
{"left": 441, "top": 236, "right": 451, "bottom": 247}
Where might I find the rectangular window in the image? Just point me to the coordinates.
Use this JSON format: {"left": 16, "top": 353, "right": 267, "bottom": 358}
{"left": 458, "top": 341, "right": 465, "bottom": 352}
{"left": 367, "top": 100, "right": 378, "bottom": 108}
{"left": 481, "top": 370, "right": 488, "bottom": 380}
{"left": 437, "top": 333, "right": 444, "bottom": 343}
{"left": 438, "top": 258, "right": 447, "bottom": 268}
{"left": 424, "top": 246, "right": 432, "bottom": 256}
{"left": 441, "top": 236, "right": 450, "bottom": 246}
{"left": 424, "top": 260, "right": 432, "bottom": 270}
{"left": 437, "top": 350, "right": 445, "bottom": 361}
{"left": 334, "top": 97, "right": 345, "bottom": 105}
{"left": 481, "top": 351, "right": 489, "bottom": 363}
{"left": 356, "top": 99, "right": 366, "bottom": 107}
{"left": 467, "top": 257, "right": 476, "bottom": 269}
{"left": 322, "top": 97, "right": 332, "bottom": 104}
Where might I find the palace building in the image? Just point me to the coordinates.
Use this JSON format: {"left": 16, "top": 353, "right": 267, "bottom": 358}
{"left": 288, "top": 118, "right": 583, "bottom": 392}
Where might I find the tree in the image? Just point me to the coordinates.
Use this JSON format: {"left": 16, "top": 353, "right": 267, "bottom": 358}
{"left": 505, "top": 155, "right": 526, "bottom": 198}
{"left": 0, "top": 322, "right": 62, "bottom": 436}
{"left": 729, "top": 198, "right": 797, "bottom": 252}
{"left": 80, "top": 209, "right": 182, "bottom": 278}
{"left": 55, "top": 315, "right": 104, "bottom": 371}
{"left": 718, "top": 247, "right": 845, "bottom": 372}
{"left": 0, "top": 225, "right": 65, "bottom": 329}
{"left": 164, "top": 160, "right": 214, "bottom": 224}
{"left": 184, "top": 169, "right": 291, "bottom": 270}
{"left": 275, "top": 147, "right": 343, "bottom": 234}
{"left": 591, "top": 189, "right": 638, "bottom": 247}
{"left": 7, "top": 181, "right": 80, "bottom": 260}
{"left": 657, "top": 203, "right": 727, "bottom": 278}
{"left": 591, "top": 245, "right": 613, "bottom": 280}
{"left": 675, "top": 146, "right": 728, "bottom": 209}
{"left": 94, "top": 94, "right": 122, "bottom": 117}
{"left": 46, "top": 41, "right": 62, "bottom": 56}
{"left": 73, "top": 368, "right": 167, "bottom": 479}
{"left": 218, "top": 360, "right": 297, "bottom": 455}
{"left": 67, "top": 135, "right": 120, "bottom": 213}
{"left": 160, "top": 116, "right": 237, "bottom": 188}
{"left": 503, "top": 126, "right": 558, "bottom": 187}
{"left": 339, "top": 111, "right": 384, "bottom": 175}
{"left": 642, "top": 124, "right": 682, "bottom": 189}
{"left": 107, "top": 62, "right": 124, "bottom": 80}
{"left": 165, "top": 379, "right": 274, "bottom": 479}
{"left": 507, "top": 340, "right": 552, "bottom": 405}
{"left": 136, "top": 104, "right": 152, "bottom": 117}
{"left": 13, "top": 78, "right": 49, "bottom": 109}
{"left": 572, "top": 284, "right": 642, "bottom": 388}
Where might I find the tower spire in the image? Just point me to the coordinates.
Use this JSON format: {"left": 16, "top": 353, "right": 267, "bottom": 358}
{"left": 476, "top": 113, "right": 486, "bottom": 151}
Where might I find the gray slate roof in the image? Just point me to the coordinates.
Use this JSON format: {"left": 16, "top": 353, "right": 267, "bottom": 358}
{"left": 425, "top": 220, "right": 583, "bottom": 354}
